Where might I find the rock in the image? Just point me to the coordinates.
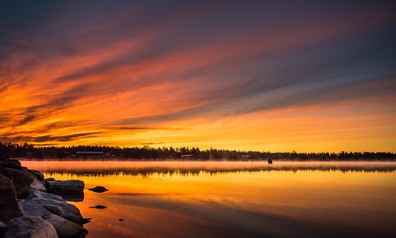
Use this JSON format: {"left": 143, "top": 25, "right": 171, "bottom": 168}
{"left": 27, "top": 191, "right": 83, "bottom": 224}
{"left": 1, "top": 159, "right": 22, "bottom": 170}
{"left": 0, "top": 221, "right": 7, "bottom": 237}
{"left": 0, "top": 154, "right": 10, "bottom": 161}
{"left": 81, "top": 218, "right": 91, "bottom": 224}
{"left": 4, "top": 216, "right": 58, "bottom": 238}
{"left": 20, "top": 199, "right": 53, "bottom": 217}
{"left": 0, "top": 174, "right": 23, "bottom": 222}
{"left": 29, "top": 170, "right": 45, "bottom": 181}
{"left": 22, "top": 197, "right": 88, "bottom": 238}
{"left": 27, "top": 190, "right": 64, "bottom": 202}
{"left": 0, "top": 167, "right": 34, "bottom": 197}
{"left": 31, "top": 178, "right": 46, "bottom": 192}
{"left": 43, "top": 214, "right": 87, "bottom": 238}
{"left": 89, "top": 205, "right": 106, "bottom": 209}
{"left": 46, "top": 180, "right": 84, "bottom": 195}
{"left": 88, "top": 186, "right": 108, "bottom": 193}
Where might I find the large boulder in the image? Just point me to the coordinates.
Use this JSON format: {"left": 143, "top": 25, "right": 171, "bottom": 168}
{"left": 0, "top": 167, "right": 34, "bottom": 197}
{"left": 3, "top": 216, "right": 58, "bottom": 238}
{"left": 0, "top": 174, "right": 23, "bottom": 222}
{"left": 46, "top": 180, "right": 84, "bottom": 195}
{"left": 21, "top": 199, "right": 88, "bottom": 238}
{"left": 27, "top": 191, "right": 83, "bottom": 224}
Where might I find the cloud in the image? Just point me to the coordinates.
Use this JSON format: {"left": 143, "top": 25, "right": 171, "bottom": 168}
{"left": 0, "top": 1, "right": 395, "bottom": 150}
{"left": 0, "top": 131, "right": 102, "bottom": 143}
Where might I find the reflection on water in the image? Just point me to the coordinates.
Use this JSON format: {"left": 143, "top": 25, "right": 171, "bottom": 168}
{"left": 22, "top": 161, "right": 396, "bottom": 238}
{"left": 21, "top": 161, "right": 396, "bottom": 176}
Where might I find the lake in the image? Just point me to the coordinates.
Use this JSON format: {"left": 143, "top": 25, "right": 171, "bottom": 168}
{"left": 21, "top": 161, "right": 396, "bottom": 238}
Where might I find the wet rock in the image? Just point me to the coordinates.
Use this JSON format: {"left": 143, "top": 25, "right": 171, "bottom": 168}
{"left": 29, "top": 170, "right": 45, "bottom": 181}
{"left": 4, "top": 216, "right": 58, "bottom": 238}
{"left": 88, "top": 186, "right": 108, "bottom": 193}
{"left": 0, "top": 174, "right": 23, "bottom": 222}
{"left": 27, "top": 191, "right": 83, "bottom": 224}
{"left": 89, "top": 205, "right": 107, "bottom": 209}
{"left": 46, "top": 180, "right": 85, "bottom": 195}
{"left": 21, "top": 199, "right": 87, "bottom": 238}
{"left": 31, "top": 178, "right": 46, "bottom": 192}
{"left": 0, "top": 167, "right": 34, "bottom": 197}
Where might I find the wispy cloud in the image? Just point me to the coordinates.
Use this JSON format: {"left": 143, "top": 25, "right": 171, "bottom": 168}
{"left": 0, "top": 1, "right": 395, "bottom": 151}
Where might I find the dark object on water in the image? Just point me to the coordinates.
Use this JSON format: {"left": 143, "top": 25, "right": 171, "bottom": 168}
{"left": 88, "top": 186, "right": 108, "bottom": 193}
{"left": 268, "top": 158, "right": 273, "bottom": 164}
{"left": 118, "top": 219, "right": 124, "bottom": 222}
{"left": 89, "top": 205, "right": 107, "bottom": 209}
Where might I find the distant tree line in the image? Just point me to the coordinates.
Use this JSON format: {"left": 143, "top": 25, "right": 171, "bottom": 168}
{"left": 0, "top": 142, "right": 395, "bottom": 161}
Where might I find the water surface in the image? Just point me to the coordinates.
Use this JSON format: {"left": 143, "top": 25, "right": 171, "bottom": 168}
{"left": 21, "top": 161, "right": 396, "bottom": 238}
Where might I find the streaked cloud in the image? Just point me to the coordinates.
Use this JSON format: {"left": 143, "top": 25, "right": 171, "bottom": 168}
{"left": 0, "top": 0, "right": 395, "bottom": 151}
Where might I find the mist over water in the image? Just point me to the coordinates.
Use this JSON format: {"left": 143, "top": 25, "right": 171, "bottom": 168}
{"left": 22, "top": 161, "right": 396, "bottom": 238}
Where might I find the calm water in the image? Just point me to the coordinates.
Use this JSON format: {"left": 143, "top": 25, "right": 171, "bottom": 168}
{"left": 21, "top": 161, "right": 396, "bottom": 238}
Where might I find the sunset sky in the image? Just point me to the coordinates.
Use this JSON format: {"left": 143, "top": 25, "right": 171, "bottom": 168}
{"left": 1, "top": 1, "right": 395, "bottom": 152}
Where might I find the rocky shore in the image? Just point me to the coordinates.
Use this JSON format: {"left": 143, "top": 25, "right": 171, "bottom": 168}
{"left": 0, "top": 156, "right": 88, "bottom": 238}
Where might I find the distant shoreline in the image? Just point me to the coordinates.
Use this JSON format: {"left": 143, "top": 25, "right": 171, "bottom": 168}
{"left": 16, "top": 158, "right": 396, "bottom": 162}
{"left": 2, "top": 142, "right": 395, "bottom": 161}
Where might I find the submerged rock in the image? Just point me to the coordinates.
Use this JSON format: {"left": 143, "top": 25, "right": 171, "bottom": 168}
{"left": 4, "top": 216, "right": 58, "bottom": 238}
{"left": 89, "top": 205, "right": 107, "bottom": 209}
{"left": 88, "top": 186, "right": 108, "bottom": 193}
{"left": 0, "top": 174, "right": 23, "bottom": 222}
{"left": 46, "top": 179, "right": 85, "bottom": 195}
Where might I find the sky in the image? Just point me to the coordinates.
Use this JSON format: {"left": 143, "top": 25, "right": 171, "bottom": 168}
{"left": 0, "top": 0, "right": 395, "bottom": 152}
